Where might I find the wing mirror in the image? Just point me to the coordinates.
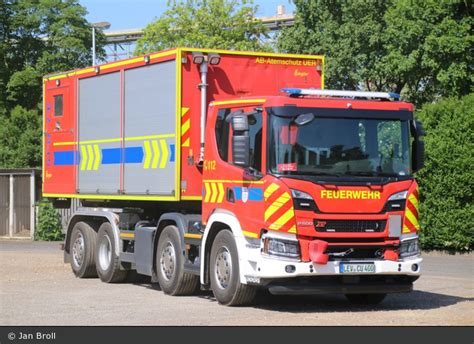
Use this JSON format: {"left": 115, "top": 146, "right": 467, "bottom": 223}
{"left": 231, "top": 112, "right": 250, "bottom": 167}
{"left": 412, "top": 120, "right": 425, "bottom": 172}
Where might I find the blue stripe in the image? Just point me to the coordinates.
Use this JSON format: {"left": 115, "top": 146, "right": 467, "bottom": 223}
{"left": 102, "top": 148, "right": 122, "bottom": 164}
{"left": 169, "top": 144, "right": 175, "bottom": 162}
{"left": 54, "top": 151, "right": 75, "bottom": 165}
{"left": 233, "top": 187, "right": 263, "bottom": 201}
{"left": 124, "top": 147, "right": 143, "bottom": 163}
{"left": 249, "top": 188, "right": 264, "bottom": 201}
{"left": 234, "top": 187, "right": 242, "bottom": 200}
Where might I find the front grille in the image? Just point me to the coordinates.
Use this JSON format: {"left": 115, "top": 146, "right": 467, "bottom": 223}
{"left": 314, "top": 219, "right": 386, "bottom": 233}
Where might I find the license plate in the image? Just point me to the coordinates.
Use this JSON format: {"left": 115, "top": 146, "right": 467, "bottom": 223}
{"left": 339, "top": 263, "right": 376, "bottom": 274}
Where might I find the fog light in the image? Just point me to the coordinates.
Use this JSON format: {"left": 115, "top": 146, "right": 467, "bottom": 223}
{"left": 285, "top": 265, "right": 296, "bottom": 273}
{"left": 411, "top": 264, "right": 419, "bottom": 272}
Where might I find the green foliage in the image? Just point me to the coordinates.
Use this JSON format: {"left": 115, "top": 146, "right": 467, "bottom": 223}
{"left": 278, "top": 0, "right": 472, "bottom": 106}
{"left": 135, "top": 0, "right": 270, "bottom": 54}
{"left": 416, "top": 95, "right": 474, "bottom": 251}
{"left": 0, "top": 0, "right": 105, "bottom": 168}
{"left": 35, "top": 200, "right": 64, "bottom": 241}
{"left": 0, "top": 106, "right": 42, "bottom": 167}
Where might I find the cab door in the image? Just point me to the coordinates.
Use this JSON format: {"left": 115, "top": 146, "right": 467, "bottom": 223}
{"left": 43, "top": 78, "right": 76, "bottom": 194}
{"left": 202, "top": 104, "right": 267, "bottom": 238}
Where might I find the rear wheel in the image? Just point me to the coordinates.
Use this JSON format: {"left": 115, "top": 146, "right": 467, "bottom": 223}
{"left": 95, "top": 222, "right": 128, "bottom": 283}
{"left": 210, "top": 230, "right": 257, "bottom": 306}
{"left": 70, "top": 221, "right": 97, "bottom": 278}
{"left": 345, "top": 293, "right": 387, "bottom": 305}
{"left": 156, "top": 225, "right": 199, "bottom": 295}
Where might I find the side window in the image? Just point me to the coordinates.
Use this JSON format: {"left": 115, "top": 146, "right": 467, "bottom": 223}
{"left": 215, "top": 108, "right": 231, "bottom": 161}
{"left": 54, "top": 94, "right": 63, "bottom": 117}
{"left": 214, "top": 108, "right": 263, "bottom": 171}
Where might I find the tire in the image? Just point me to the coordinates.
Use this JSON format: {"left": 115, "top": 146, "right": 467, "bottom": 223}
{"left": 70, "top": 221, "right": 98, "bottom": 278}
{"left": 210, "top": 229, "right": 257, "bottom": 306}
{"left": 345, "top": 293, "right": 387, "bottom": 305}
{"left": 156, "top": 225, "right": 199, "bottom": 296}
{"left": 95, "top": 222, "right": 128, "bottom": 283}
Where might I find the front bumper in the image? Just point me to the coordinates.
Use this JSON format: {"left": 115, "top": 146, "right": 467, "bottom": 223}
{"left": 236, "top": 235, "right": 422, "bottom": 291}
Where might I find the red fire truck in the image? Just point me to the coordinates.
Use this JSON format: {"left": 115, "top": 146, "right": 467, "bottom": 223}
{"left": 43, "top": 48, "right": 424, "bottom": 306}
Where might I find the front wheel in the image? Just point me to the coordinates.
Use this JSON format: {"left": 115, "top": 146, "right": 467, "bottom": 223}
{"left": 210, "top": 230, "right": 256, "bottom": 306}
{"left": 345, "top": 293, "right": 387, "bottom": 305}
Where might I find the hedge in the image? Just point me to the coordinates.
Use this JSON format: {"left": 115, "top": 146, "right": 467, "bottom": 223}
{"left": 416, "top": 94, "right": 473, "bottom": 251}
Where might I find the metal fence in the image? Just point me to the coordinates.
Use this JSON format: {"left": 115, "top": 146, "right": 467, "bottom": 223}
{"left": 58, "top": 198, "right": 81, "bottom": 233}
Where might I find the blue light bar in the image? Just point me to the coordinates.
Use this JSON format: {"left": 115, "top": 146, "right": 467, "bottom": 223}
{"left": 281, "top": 88, "right": 400, "bottom": 100}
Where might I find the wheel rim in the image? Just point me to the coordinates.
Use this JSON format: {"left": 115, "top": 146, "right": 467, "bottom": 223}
{"left": 160, "top": 241, "right": 176, "bottom": 281}
{"left": 72, "top": 232, "right": 85, "bottom": 268}
{"left": 98, "top": 234, "right": 112, "bottom": 271}
{"left": 214, "top": 246, "right": 232, "bottom": 289}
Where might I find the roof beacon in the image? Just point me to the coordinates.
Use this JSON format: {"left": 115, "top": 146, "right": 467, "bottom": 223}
{"left": 281, "top": 88, "right": 400, "bottom": 100}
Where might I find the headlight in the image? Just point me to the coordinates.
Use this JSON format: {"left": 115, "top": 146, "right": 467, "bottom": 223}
{"left": 399, "top": 238, "right": 420, "bottom": 258}
{"left": 262, "top": 236, "right": 300, "bottom": 260}
{"left": 291, "top": 189, "right": 318, "bottom": 211}
{"left": 388, "top": 190, "right": 408, "bottom": 201}
{"left": 291, "top": 189, "right": 313, "bottom": 200}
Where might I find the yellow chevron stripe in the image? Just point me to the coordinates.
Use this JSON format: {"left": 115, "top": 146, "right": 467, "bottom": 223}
{"left": 217, "top": 182, "right": 225, "bottom": 203}
{"left": 288, "top": 225, "right": 297, "bottom": 234}
{"left": 204, "top": 183, "right": 211, "bottom": 203}
{"left": 93, "top": 144, "right": 101, "bottom": 170}
{"left": 159, "top": 139, "right": 168, "bottom": 168}
{"left": 182, "top": 119, "right": 190, "bottom": 134}
{"left": 409, "top": 194, "right": 419, "bottom": 209}
{"left": 86, "top": 145, "right": 94, "bottom": 170}
{"left": 143, "top": 141, "right": 152, "bottom": 169}
{"left": 181, "top": 107, "right": 190, "bottom": 117}
{"left": 242, "top": 230, "right": 259, "bottom": 238}
{"left": 182, "top": 138, "right": 190, "bottom": 147}
{"left": 402, "top": 225, "right": 411, "bottom": 234}
{"left": 210, "top": 182, "right": 218, "bottom": 203}
{"left": 152, "top": 140, "right": 160, "bottom": 169}
{"left": 405, "top": 208, "right": 420, "bottom": 230}
{"left": 264, "top": 183, "right": 280, "bottom": 201}
{"left": 269, "top": 208, "right": 295, "bottom": 231}
{"left": 80, "top": 145, "right": 88, "bottom": 171}
{"left": 264, "top": 192, "right": 291, "bottom": 221}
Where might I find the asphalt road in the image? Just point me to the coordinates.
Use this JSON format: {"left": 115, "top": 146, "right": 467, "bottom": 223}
{"left": 0, "top": 240, "right": 472, "bottom": 326}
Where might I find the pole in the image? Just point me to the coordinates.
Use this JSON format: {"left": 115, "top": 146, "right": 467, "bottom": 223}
{"left": 30, "top": 171, "right": 35, "bottom": 239}
{"left": 199, "top": 61, "right": 208, "bottom": 163}
{"left": 9, "top": 174, "right": 13, "bottom": 238}
{"left": 92, "top": 26, "right": 96, "bottom": 66}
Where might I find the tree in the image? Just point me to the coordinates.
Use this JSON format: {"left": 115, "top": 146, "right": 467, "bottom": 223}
{"left": 416, "top": 95, "right": 473, "bottom": 251}
{"left": 135, "top": 0, "right": 270, "bottom": 54}
{"left": 278, "top": 0, "right": 472, "bottom": 106}
{"left": 0, "top": 0, "right": 104, "bottom": 168}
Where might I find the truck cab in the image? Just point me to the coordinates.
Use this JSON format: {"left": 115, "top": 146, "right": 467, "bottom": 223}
{"left": 200, "top": 89, "right": 424, "bottom": 304}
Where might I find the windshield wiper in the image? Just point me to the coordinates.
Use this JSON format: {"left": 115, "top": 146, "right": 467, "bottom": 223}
{"left": 287, "top": 171, "right": 341, "bottom": 177}
{"left": 342, "top": 171, "right": 400, "bottom": 179}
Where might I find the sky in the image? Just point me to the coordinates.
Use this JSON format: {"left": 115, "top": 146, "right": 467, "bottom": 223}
{"left": 79, "top": 0, "right": 296, "bottom": 31}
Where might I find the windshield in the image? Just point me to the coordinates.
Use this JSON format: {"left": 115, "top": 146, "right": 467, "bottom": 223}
{"left": 269, "top": 110, "right": 412, "bottom": 178}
